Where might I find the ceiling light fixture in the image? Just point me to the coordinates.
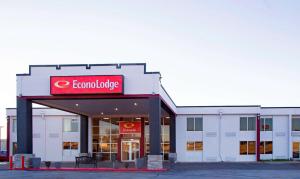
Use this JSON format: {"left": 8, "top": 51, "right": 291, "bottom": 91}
{"left": 114, "top": 108, "right": 118, "bottom": 111}
{"left": 134, "top": 102, "right": 138, "bottom": 106}
{"left": 103, "top": 117, "right": 110, "bottom": 120}
{"left": 101, "top": 112, "right": 104, "bottom": 115}
{"left": 166, "top": 116, "right": 170, "bottom": 119}
{"left": 75, "top": 104, "right": 79, "bottom": 107}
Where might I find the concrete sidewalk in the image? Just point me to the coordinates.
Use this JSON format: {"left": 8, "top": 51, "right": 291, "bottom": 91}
{"left": 1, "top": 161, "right": 300, "bottom": 171}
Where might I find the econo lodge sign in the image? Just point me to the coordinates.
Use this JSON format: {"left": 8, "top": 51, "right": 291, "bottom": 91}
{"left": 50, "top": 75, "right": 124, "bottom": 95}
{"left": 119, "top": 122, "right": 141, "bottom": 134}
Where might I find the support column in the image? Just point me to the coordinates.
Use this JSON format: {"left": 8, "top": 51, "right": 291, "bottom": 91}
{"left": 170, "top": 114, "right": 176, "bottom": 153}
{"left": 16, "top": 97, "right": 32, "bottom": 154}
{"left": 149, "top": 96, "right": 161, "bottom": 155}
{"left": 256, "top": 114, "right": 261, "bottom": 161}
{"left": 148, "top": 96, "right": 162, "bottom": 169}
{"left": 80, "top": 115, "right": 88, "bottom": 153}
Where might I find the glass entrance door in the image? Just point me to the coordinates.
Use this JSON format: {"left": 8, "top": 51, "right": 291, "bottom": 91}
{"left": 121, "top": 140, "right": 140, "bottom": 161}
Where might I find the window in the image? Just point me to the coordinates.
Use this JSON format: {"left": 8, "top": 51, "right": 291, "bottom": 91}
{"left": 292, "top": 117, "right": 300, "bottom": 131}
{"left": 92, "top": 118, "right": 120, "bottom": 160}
{"left": 12, "top": 142, "right": 17, "bottom": 155}
{"left": 260, "top": 141, "right": 273, "bottom": 154}
{"left": 187, "top": 118, "right": 194, "bottom": 131}
{"left": 63, "top": 118, "right": 79, "bottom": 132}
{"left": 12, "top": 118, "right": 17, "bottom": 133}
{"left": 63, "top": 142, "right": 78, "bottom": 150}
{"left": 260, "top": 117, "right": 273, "bottom": 131}
{"left": 248, "top": 141, "right": 256, "bottom": 154}
{"left": 240, "top": 141, "right": 256, "bottom": 155}
{"left": 240, "top": 141, "right": 247, "bottom": 155}
{"left": 240, "top": 117, "right": 256, "bottom": 131}
{"left": 293, "top": 142, "right": 300, "bottom": 159}
{"left": 186, "top": 141, "right": 203, "bottom": 151}
{"left": 240, "top": 117, "right": 247, "bottom": 131}
{"left": 187, "top": 117, "right": 203, "bottom": 131}
{"left": 161, "top": 117, "right": 170, "bottom": 160}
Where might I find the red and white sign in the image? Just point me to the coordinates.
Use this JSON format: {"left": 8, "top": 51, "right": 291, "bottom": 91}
{"left": 119, "top": 121, "right": 141, "bottom": 134}
{"left": 50, "top": 75, "right": 124, "bottom": 95}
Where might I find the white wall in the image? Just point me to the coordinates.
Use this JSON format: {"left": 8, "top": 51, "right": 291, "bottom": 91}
{"left": 7, "top": 106, "right": 300, "bottom": 162}
{"left": 203, "top": 115, "right": 219, "bottom": 162}
{"left": 8, "top": 108, "right": 80, "bottom": 162}
{"left": 220, "top": 115, "right": 239, "bottom": 161}
{"left": 17, "top": 64, "right": 160, "bottom": 97}
{"left": 272, "top": 115, "right": 289, "bottom": 160}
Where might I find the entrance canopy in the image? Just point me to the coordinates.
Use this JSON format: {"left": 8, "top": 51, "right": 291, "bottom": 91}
{"left": 33, "top": 98, "right": 171, "bottom": 118}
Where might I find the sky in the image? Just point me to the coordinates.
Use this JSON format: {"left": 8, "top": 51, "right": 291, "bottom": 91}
{"left": 0, "top": 0, "right": 299, "bottom": 139}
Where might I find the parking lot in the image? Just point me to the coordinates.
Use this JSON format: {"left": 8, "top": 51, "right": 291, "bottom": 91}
{"left": 1, "top": 162, "right": 300, "bottom": 179}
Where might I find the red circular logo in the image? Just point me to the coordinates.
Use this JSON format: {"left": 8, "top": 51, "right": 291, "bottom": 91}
{"left": 123, "top": 123, "right": 135, "bottom": 129}
{"left": 54, "top": 80, "right": 70, "bottom": 88}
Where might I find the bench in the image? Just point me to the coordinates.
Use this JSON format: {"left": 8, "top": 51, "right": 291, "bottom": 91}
{"left": 75, "top": 156, "right": 97, "bottom": 168}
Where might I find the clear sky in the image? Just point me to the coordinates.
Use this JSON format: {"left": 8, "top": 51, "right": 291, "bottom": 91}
{"left": 0, "top": 0, "right": 299, "bottom": 139}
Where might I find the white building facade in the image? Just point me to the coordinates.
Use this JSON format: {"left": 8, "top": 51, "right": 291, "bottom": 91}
{"left": 5, "top": 63, "right": 300, "bottom": 164}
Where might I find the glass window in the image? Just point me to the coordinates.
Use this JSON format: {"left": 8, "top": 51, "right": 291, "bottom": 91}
{"left": 240, "top": 117, "right": 247, "bottom": 131}
{"left": 12, "top": 142, "right": 17, "bottom": 155}
{"left": 187, "top": 117, "right": 203, "bottom": 131}
{"left": 264, "top": 118, "right": 272, "bottom": 131}
{"left": 111, "top": 144, "right": 117, "bottom": 153}
{"left": 187, "top": 118, "right": 194, "bottom": 131}
{"left": 248, "top": 117, "right": 256, "bottom": 131}
{"left": 63, "top": 142, "right": 78, "bottom": 150}
{"left": 187, "top": 141, "right": 203, "bottom": 151}
{"left": 99, "top": 120, "right": 111, "bottom": 135}
{"left": 194, "top": 141, "right": 203, "bottom": 151}
{"left": 186, "top": 142, "right": 195, "bottom": 151}
{"left": 248, "top": 141, "right": 256, "bottom": 155}
{"left": 260, "top": 119, "right": 264, "bottom": 131}
{"left": 63, "top": 142, "right": 71, "bottom": 150}
{"left": 240, "top": 141, "right": 247, "bottom": 155}
{"left": 292, "top": 118, "right": 300, "bottom": 131}
{"left": 92, "top": 117, "right": 122, "bottom": 160}
{"left": 265, "top": 141, "right": 272, "bottom": 154}
{"left": 111, "top": 118, "right": 119, "bottom": 134}
{"left": 261, "top": 118, "right": 273, "bottom": 131}
{"left": 293, "top": 142, "right": 300, "bottom": 159}
{"left": 12, "top": 118, "right": 17, "bottom": 133}
{"left": 100, "top": 143, "right": 110, "bottom": 152}
{"left": 240, "top": 141, "right": 256, "bottom": 155}
{"left": 163, "top": 143, "right": 170, "bottom": 153}
{"left": 63, "top": 118, "right": 79, "bottom": 132}
{"left": 70, "top": 142, "right": 78, "bottom": 150}
{"left": 195, "top": 118, "right": 203, "bottom": 131}
{"left": 260, "top": 141, "right": 264, "bottom": 154}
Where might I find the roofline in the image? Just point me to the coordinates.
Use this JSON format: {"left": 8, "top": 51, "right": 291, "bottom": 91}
{"left": 16, "top": 63, "right": 161, "bottom": 76}
{"left": 178, "top": 106, "right": 300, "bottom": 108}
{"left": 177, "top": 105, "right": 261, "bottom": 108}
{"left": 7, "top": 106, "right": 300, "bottom": 110}
{"left": 160, "top": 85, "right": 177, "bottom": 107}
{"left": 6, "top": 107, "right": 50, "bottom": 110}
{"left": 261, "top": 107, "right": 300, "bottom": 109}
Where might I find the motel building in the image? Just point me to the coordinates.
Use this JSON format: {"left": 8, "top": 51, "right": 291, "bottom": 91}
{"left": 5, "top": 63, "right": 300, "bottom": 168}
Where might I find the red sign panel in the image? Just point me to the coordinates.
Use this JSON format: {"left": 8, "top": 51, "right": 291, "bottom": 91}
{"left": 50, "top": 75, "right": 124, "bottom": 95}
{"left": 119, "top": 121, "right": 141, "bottom": 134}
